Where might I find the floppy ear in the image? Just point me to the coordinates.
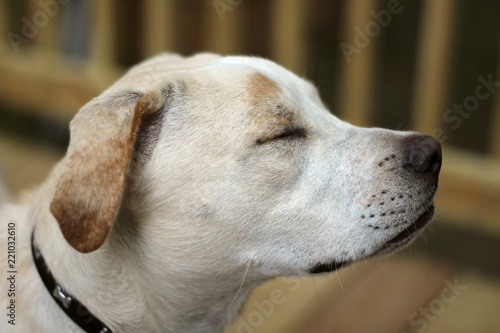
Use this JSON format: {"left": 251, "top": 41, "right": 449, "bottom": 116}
{"left": 50, "top": 89, "right": 166, "bottom": 253}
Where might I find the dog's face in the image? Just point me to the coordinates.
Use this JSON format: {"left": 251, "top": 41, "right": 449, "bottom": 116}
{"left": 50, "top": 53, "right": 441, "bottom": 279}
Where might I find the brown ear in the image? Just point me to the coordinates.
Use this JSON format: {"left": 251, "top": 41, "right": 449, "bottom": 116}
{"left": 50, "top": 90, "right": 165, "bottom": 253}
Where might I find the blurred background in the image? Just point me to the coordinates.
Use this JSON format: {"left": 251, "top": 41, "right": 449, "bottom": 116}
{"left": 0, "top": 0, "right": 499, "bottom": 332}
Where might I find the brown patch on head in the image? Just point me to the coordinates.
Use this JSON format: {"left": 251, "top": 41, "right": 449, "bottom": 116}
{"left": 247, "top": 73, "right": 296, "bottom": 133}
{"left": 50, "top": 90, "right": 165, "bottom": 253}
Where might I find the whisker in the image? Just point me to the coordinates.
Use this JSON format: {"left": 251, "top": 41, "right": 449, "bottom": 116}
{"left": 218, "top": 261, "right": 251, "bottom": 321}
{"left": 335, "top": 269, "right": 345, "bottom": 291}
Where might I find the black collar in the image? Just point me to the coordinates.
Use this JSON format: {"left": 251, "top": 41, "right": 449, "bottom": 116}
{"left": 31, "top": 230, "right": 112, "bottom": 333}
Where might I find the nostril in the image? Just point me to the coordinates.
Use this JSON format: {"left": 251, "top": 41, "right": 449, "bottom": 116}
{"left": 428, "top": 149, "right": 442, "bottom": 174}
{"left": 409, "top": 135, "right": 442, "bottom": 174}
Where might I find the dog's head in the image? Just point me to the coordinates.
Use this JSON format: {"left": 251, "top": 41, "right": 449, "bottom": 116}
{"left": 50, "top": 53, "right": 441, "bottom": 277}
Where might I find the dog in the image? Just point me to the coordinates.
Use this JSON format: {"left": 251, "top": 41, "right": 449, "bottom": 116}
{"left": 0, "top": 53, "right": 441, "bottom": 333}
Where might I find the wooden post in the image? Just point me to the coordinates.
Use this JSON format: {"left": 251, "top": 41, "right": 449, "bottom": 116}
{"left": 30, "top": 0, "right": 59, "bottom": 61}
{"left": 142, "top": 0, "right": 175, "bottom": 59}
{"left": 338, "top": 0, "right": 378, "bottom": 126}
{"left": 204, "top": 0, "right": 242, "bottom": 55}
{"left": 0, "top": 0, "right": 8, "bottom": 53}
{"left": 89, "top": 0, "right": 116, "bottom": 68}
{"left": 270, "top": 0, "right": 308, "bottom": 74}
{"left": 490, "top": 40, "right": 500, "bottom": 159}
{"left": 411, "top": 0, "right": 456, "bottom": 135}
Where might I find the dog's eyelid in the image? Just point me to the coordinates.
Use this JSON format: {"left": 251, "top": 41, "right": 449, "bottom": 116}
{"left": 256, "top": 127, "right": 308, "bottom": 145}
{"left": 277, "top": 127, "right": 307, "bottom": 139}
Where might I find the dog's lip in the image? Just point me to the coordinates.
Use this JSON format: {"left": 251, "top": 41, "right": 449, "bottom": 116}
{"left": 386, "top": 204, "right": 434, "bottom": 245}
{"left": 309, "top": 261, "right": 348, "bottom": 274}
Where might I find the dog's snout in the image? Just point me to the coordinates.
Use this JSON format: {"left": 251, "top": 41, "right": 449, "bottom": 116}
{"left": 408, "top": 135, "right": 442, "bottom": 174}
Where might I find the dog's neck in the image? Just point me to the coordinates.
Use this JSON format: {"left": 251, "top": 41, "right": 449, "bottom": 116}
{"left": 32, "top": 181, "right": 258, "bottom": 333}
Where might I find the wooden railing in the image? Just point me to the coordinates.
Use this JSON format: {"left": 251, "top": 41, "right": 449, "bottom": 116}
{"left": 336, "top": 0, "right": 500, "bottom": 233}
{"left": 0, "top": 0, "right": 499, "bottom": 233}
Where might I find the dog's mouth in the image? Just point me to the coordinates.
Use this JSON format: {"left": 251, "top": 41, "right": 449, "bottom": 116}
{"left": 309, "top": 261, "right": 348, "bottom": 274}
{"left": 385, "top": 204, "right": 434, "bottom": 246}
{"left": 370, "top": 206, "right": 433, "bottom": 257}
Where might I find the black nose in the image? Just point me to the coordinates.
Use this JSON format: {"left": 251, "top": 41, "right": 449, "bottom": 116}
{"left": 408, "top": 135, "right": 442, "bottom": 174}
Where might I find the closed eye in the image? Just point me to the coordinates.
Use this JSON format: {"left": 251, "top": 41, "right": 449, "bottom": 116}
{"left": 256, "top": 127, "right": 308, "bottom": 145}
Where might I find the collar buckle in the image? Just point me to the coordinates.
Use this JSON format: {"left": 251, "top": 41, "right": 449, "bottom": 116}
{"left": 52, "top": 285, "right": 73, "bottom": 309}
